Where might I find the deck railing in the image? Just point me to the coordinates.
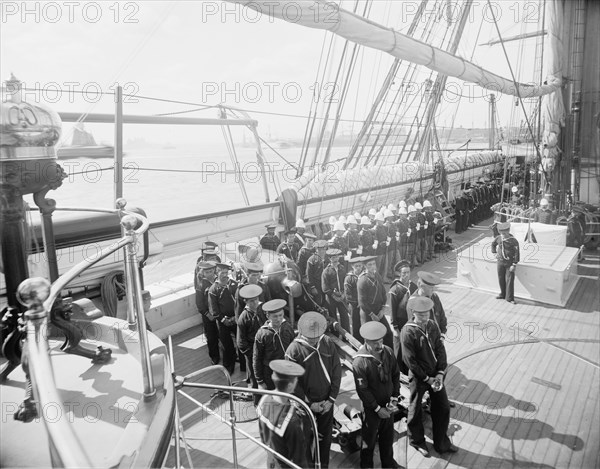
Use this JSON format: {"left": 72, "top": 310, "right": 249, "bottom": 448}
{"left": 17, "top": 200, "right": 156, "bottom": 467}
{"left": 171, "top": 360, "right": 321, "bottom": 469}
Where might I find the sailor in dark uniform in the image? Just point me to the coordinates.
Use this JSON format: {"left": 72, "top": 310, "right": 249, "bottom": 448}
{"left": 533, "top": 198, "right": 555, "bottom": 224}
{"left": 423, "top": 200, "right": 436, "bottom": 261}
{"left": 235, "top": 262, "right": 271, "bottom": 322}
{"left": 237, "top": 284, "right": 267, "bottom": 404}
{"left": 321, "top": 248, "right": 350, "bottom": 333}
{"left": 257, "top": 360, "right": 313, "bottom": 468}
{"left": 296, "top": 232, "right": 317, "bottom": 284}
{"left": 414, "top": 203, "right": 427, "bottom": 265}
{"left": 208, "top": 263, "right": 242, "bottom": 375}
{"left": 411, "top": 271, "right": 448, "bottom": 336}
{"left": 406, "top": 206, "right": 419, "bottom": 267}
{"left": 388, "top": 260, "right": 418, "bottom": 372}
{"left": 253, "top": 299, "right": 296, "bottom": 390}
{"left": 357, "top": 256, "right": 393, "bottom": 349}
{"left": 195, "top": 261, "right": 220, "bottom": 365}
{"left": 276, "top": 230, "right": 299, "bottom": 261}
{"left": 285, "top": 312, "right": 341, "bottom": 469}
{"left": 344, "top": 256, "right": 365, "bottom": 340}
{"left": 306, "top": 240, "right": 328, "bottom": 305}
{"left": 401, "top": 296, "right": 457, "bottom": 457}
{"left": 194, "top": 241, "right": 221, "bottom": 291}
{"left": 260, "top": 224, "right": 280, "bottom": 252}
{"left": 396, "top": 206, "right": 410, "bottom": 262}
{"left": 491, "top": 222, "right": 520, "bottom": 304}
{"left": 358, "top": 216, "right": 375, "bottom": 257}
{"left": 353, "top": 322, "right": 401, "bottom": 469}
{"left": 372, "top": 212, "right": 388, "bottom": 277}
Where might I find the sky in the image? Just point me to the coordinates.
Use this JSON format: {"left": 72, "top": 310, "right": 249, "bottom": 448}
{"left": 1, "top": 0, "right": 542, "bottom": 145}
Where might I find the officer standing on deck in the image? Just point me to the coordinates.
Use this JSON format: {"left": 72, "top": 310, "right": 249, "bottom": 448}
{"left": 401, "top": 296, "right": 457, "bottom": 457}
{"left": 253, "top": 299, "right": 296, "bottom": 390}
{"left": 353, "top": 321, "right": 401, "bottom": 469}
{"left": 286, "top": 312, "right": 341, "bottom": 469}
{"left": 491, "top": 222, "right": 520, "bottom": 304}
{"left": 257, "top": 360, "right": 313, "bottom": 469}
{"left": 195, "top": 261, "right": 220, "bottom": 365}
{"left": 208, "top": 263, "right": 242, "bottom": 375}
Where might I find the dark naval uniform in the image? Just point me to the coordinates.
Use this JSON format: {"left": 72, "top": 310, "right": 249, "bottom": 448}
{"left": 389, "top": 279, "right": 417, "bottom": 373}
{"left": 491, "top": 229, "right": 520, "bottom": 302}
{"left": 353, "top": 342, "right": 400, "bottom": 469}
{"left": 253, "top": 320, "right": 295, "bottom": 390}
{"left": 235, "top": 280, "right": 270, "bottom": 321}
{"left": 343, "top": 228, "right": 360, "bottom": 258}
{"left": 357, "top": 271, "right": 393, "bottom": 349}
{"left": 359, "top": 227, "right": 375, "bottom": 257}
{"left": 344, "top": 270, "right": 361, "bottom": 340}
{"left": 208, "top": 278, "right": 242, "bottom": 374}
{"left": 237, "top": 304, "right": 267, "bottom": 403}
{"left": 296, "top": 245, "right": 315, "bottom": 283}
{"left": 533, "top": 207, "right": 556, "bottom": 225}
{"left": 322, "top": 262, "right": 350, "bottom": 332}
{"left": 306, "top": 252, "right": 326, "bottom": 305}
{"left": 286, "top": 334, "right": 342, "bottom": 469}
{"left": 196, "top": 276, "right": 220, "bottom": 365}
{"left": 396, "top": 216, "right": 409, "bottom": 262}
{"left": 260, "top": 233, "right": 280, "bottom": 252}
{"left": 401, "top": 318, "right": 453, "bottom": 453}
{"left": 276, "top": 242, "right": 299, "bottom": 262}
{"left": 257, "top": 398, "right": 312, "bottom": 469}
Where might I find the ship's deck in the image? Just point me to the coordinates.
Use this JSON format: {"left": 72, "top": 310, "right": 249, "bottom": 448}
{"left": 165, "top": 219, "right": 599, "bottom": 469}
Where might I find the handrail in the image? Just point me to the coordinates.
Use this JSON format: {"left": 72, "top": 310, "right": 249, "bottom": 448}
{"left": 18, "top": 279, "right": 93, "bottom": 468}
{"left": 42, "top": 208, "right": 148, "bottom": 313}
{"left": 18, "top": 201, "right": 157, "bottom": 467}
{"left": 176, "top": 365, "right": 321, "bottom": 469}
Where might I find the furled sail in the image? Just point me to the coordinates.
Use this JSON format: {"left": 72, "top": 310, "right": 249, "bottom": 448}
{"left": 229, "top": 0, "right": 561, "bottom": 98}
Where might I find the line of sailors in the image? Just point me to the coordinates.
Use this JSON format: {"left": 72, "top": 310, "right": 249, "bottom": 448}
{"left": 452, "top": 179, "right": 502, "bottom": 234}
{"left": 195, "top": 238, "right": 455, "bottom": 467}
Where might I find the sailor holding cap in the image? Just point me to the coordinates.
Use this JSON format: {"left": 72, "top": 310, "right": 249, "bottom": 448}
{"left": 195, "top": 260, "right": 220, "bottom": 366}
{"left": 491, "top": 222, "right": 520, "bottom": 304}
{"left": 276, "top": 229, "right": 299, "bottom": 262}
{"left": 285, "top": 312, "right": 341, "bottom": 469}
{"left": 253, "top": 299, "right": 295, "bottom": 391}
{"left": 237, "top": 284, "right": 267, "bottom": 405}
{"left": 357, "top": 256, "right": 394, "bottom": 349}
{"left": 260, "top": 224, "right": 280, "bottom": 252}
{"left": 400, "top": 296, "right": 457, "bottom": 456}
{"left": 352, "top": 322, "right": 401, "bottom": 469}
{"left": 208, "top": 263, "right": 243, "bottom": 375}
{"left": 257, "top": 360, "right": 313, "bottom": 469}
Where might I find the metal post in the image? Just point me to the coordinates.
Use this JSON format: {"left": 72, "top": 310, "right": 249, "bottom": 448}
{"left": 114, "top": 85, "right": 124, "bottom": 201}
{"left": 121, "top": 214, "right": 156, "bottom": 400}
{"left": 18, "top": 278, "right": 93, "bottom": 467}
{"left": 250, "top": 125, "right": 271, "bottom": 203}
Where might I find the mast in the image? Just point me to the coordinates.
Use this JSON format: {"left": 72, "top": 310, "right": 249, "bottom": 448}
{"left": 489, "top": 94, "right": 496, "bottom": 150}
{"left": 414, "top": 0, "right": 474, "bottom": 164}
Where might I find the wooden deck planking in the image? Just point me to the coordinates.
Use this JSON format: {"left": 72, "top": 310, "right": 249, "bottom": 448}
{"left": 161, "top": 221, "right": 599, "bottom": 469}
{"left": 525, "top": 343, "right": 577, "bottom": 467}
{"left": 475, "top": 342, "right": 550, "bottom": 467}
{"left": 469, "top": 343, "right": 543, "bottom": 468}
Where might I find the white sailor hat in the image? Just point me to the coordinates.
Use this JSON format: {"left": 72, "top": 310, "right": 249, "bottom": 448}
{"left": 296, "top": 219, "right": 306, "bottom": 228}
{"left": 417, "top": 271, "right": 441, "bottom": 286}
{"left": 298, "top": 311, "right": 327, "bottom": 338}
{"left": 360, "top": 322, "right": 386, "bottom": 341}
{"left": 262, "top": 299, "right": 287, "bottom": 314}
{"left": 497, "top": 222, "right": 511, "bottom": 231}
{"left": 270, "top": 359, "right": 305, "bottom": 378}
{"left": 239, "top": 284, "right": 262, "bottom": 300}
{"left": 334, "top": 220, "right": 346, "bottom": 231}
{"left": 415, "top": 202, "right": 423, "bottom": 210}
{"left": 407, "top": 296, "right": 434, "bottom": 313}
{"left": 360, "top": 216, "right": 372, "bottom": 226}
